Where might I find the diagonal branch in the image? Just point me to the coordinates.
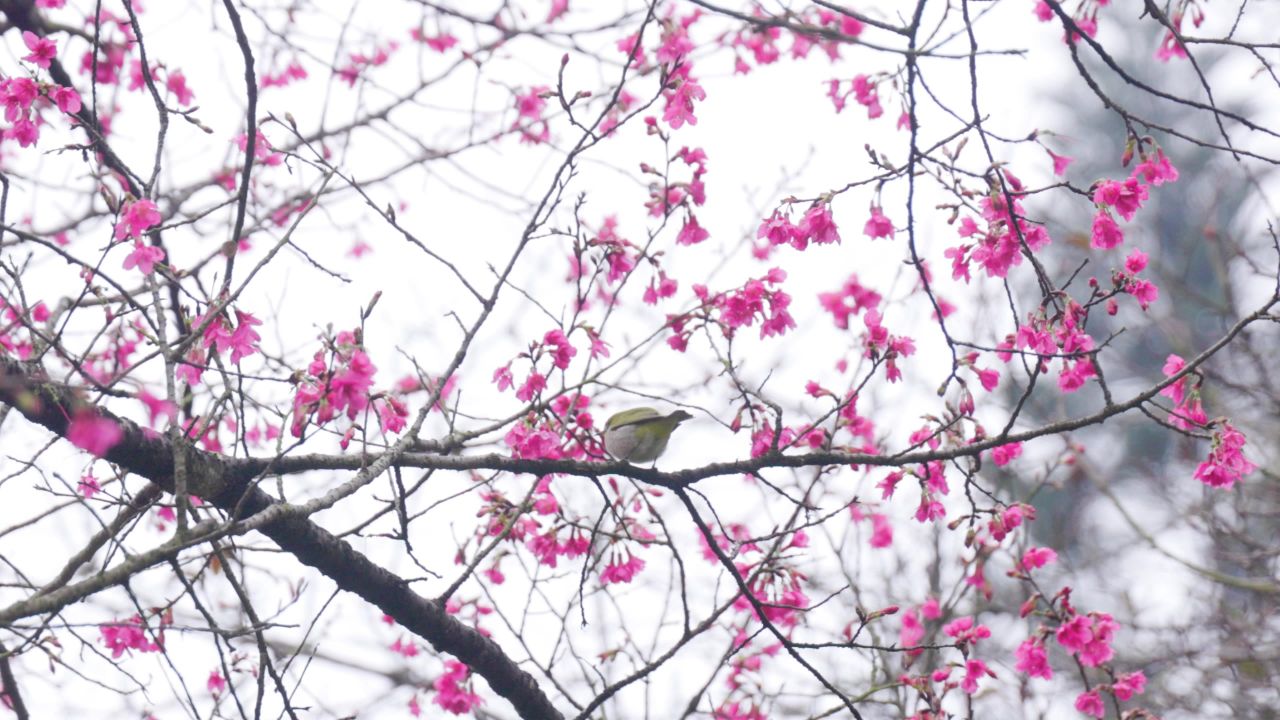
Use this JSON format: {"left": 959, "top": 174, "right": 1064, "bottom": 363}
{"left": 0, "top": 356, "right": 563, "bottom": 720}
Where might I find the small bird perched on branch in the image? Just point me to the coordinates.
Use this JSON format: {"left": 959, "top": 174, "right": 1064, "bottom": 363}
{"left": 603, "top": 407, "right": 693, "bottom": 464}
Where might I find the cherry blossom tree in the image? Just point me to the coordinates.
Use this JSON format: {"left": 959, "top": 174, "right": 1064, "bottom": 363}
{"left": 0, "top": 0, "right": 1276, "bottom": 718}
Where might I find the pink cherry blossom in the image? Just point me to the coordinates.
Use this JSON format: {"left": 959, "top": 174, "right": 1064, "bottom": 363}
{"left": 1058, "top": 357, "right": 1096, "bottom": 393}
{"left": 869, "top": 513, "right": 892, "bottom": 548}
{"left": 1093, "top": 177, "right": 1148, "bottom": 221}
{"left": 757, "top": 210, "right": 797, "bottom": 247}
{"left": 1074, "top": 689, "right": 1105, "bottom": 718}
{"left": 329, "top": 349, "right": 377, "bottom": 417}
{"left": 1194, "top": 422, "right": 1255, "bottom": 489}
{"left": 1133, "top": 149, "right": 1179, "bottom": 185}
{"left": 432, "top": 660, "right": 483, "bottom": 715}
{"left": 677, "top": 214, "right": 709, "bottom": 245}
{"left": 229, "top": 310, "right": 262, "bottom": 363}
{"left": 863, "top": 207, "right": 894, "bottom": 239}
{"left": 512, "top": 86, "right": 550, "bottom": 143}
{"left": 542, "top": 329, "right": 577, "bottom": 369}
{"left": 1112, "top": 670, "right": 1147, "bottom": 701}
{"left": 1014, "top": 638, "right": 1053, "bottom": 679}
{"left": 49, "top": 85, "right": 82, "bottom": 113}
{"left": 1047, "top": 149, "right": 1073, "bottom": 175}
{"left": 2, "top": 77, "right": 39, "bottom": 121}
{"left": 78, "top": 472, "right": 101, "bottom": 499}
{"left": 166, "top": 69, "right": 195, "bottom": 106}
{"left": 818, "top": 273, "right": 880, "bottom": 329}
{"left": 122, "top": 240, "right": 165, "bottom": 275}
{"left": 137, "top": 390, "right": 178, "bottom": 427}
{"left": 991, "top": 441, "right": 1022, "bottom": 466}
{"left": 961, "top": 658, "right": 992, "bottom": 694}
{"left": 114, "top": 199, "right": 162, "bottom": 241}
{"left": 976, "top": 366, "right": 1000, "bottom": 391}
{"left": 492, "top": 363, "right": 514, "bottom": 392}
{"left": 713, "top": 701, "right": 766, "bottom": 720}
{"left": 515, "top": 371, "right": 546, "bottom": 402}
{"left": 1124, "top": 248, "right": 1149, "bottom": 274}
{"left": 616, "top": 32, "right": 647, "bottom": 67}
{"left": 921, "top": 597, "right": 941, "bottom": 619}
{"left": 851, "top": 74, "right": 882, "bottom": 118}
{"left": 943, "top": 616, "right": 991, "bottom": 646}
{"left": 1128, "top": 278, "right": 1159, "bottom": 309}
{"left": 662, "top": 73, "right": 706, "bottom": 129}
{"left": 67, "top": 411, "right": 123, "bottom": 458}
{"left": 900, "top": 608, "right": 924, "bottom": 652}
{"left": 22, "top": 32, "right": 58, "bottom": 69}
{"left": 656, "top": 20, "right": 695, "bottom": 64}
{"left": 1055, "top": 614, "right": 1091, "bottom": 652}
{"left": 1090, "top": 211, "right": 1123, "bottom": 249}
{"left": 1156, "top": 30, "right": 1188, "bottom": 62}
{"left": 1159, "top": 354, "right": 1187, "bottom": 404}
{"left": 99, "top": 615, "right": 162, "bottom": 658}
{"left": 798, "top": 203, "right": 841, "bottom": 245}
{"left": 7, "top": 118, "right": 38, "bottom": 146}
{"left": 601, "top": 550, "right": 645, "bottom": 584}
{"left": 207, "top": 670, "right": 226, "bottom": 696}
{"left": 1021, "top": 546, "right": 1057, "bottom": 570}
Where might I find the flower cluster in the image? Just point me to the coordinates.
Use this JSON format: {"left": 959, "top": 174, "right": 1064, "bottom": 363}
{"left": 1090, "top": 147, "right": 1178, "bottom": 250}
{"left": 946, "top": 170, "right": 1051, "bottom": 282}
{"left": 668, "top": 268, "right": 795, "bottom": 350}
{"left": 193, "top": 307, "right": 263, "bottom": 367}
{"left": 732, "top": 562, "right": 810, "bottom": 630}
{"left": 493, "top": 328, "right": 580, "bottom": 407}
{"left": 1102, "top": 248, "right": 1159, "bottom": 312}
{"left": 432, "top": 660, "right": 483, "bottom": 715}
{"left": 260, "top": 58, "right": 308, "bottom": 88}
{"left": 1, "top": 46, "right": 83, "bottom": 149}
{"left": 755, "top": 201, "right": 842, "bottom": 256}
{"left": 641, "top": 145, "right": 709, "bottom": 251}
{"left": 898, "top": 597, "right": 941, "bottom": 659}
{"left": 1013, "top": 585, "right": 1151, "bottom": 716}
{"left": 878, "top": 460, "right": 949, "bottom": 524}
{"left": 1155, "top": 4, "right": 1202, "bottom": 62}
{"left": 511, "top": 85, "right": 551, "bottom": 144}
{"left": 1158, "top": 354, "right": 1256, "bottom": 487}
{"left": 862, "top": 310, "right": 917, "bottom": 383}
{"left": 99, "top": 612, "right": 168, "bottom": 658}
{"left": 817, "top": 273, "right": 881, "bottom": 329}
{"left": 725, "top": 6, "right": 859, "bottom": 77}
{"left": 653, "top": 13, "right": 706, "bottom": 130}
{"left": 747, "top": 419, "right": 826, "bottom": 458}
{"left": 1194, "top": 422, "right": 1256, "bottom": 490}
{"left": 995, "top": 300, "right": 1097, "bottom": 394}
{"left": 127, "top": 60, "right": 195, "bottom": 106}
{"left": 828, "top": 73, "right": 884, "bottom": 118}
{"left": 336, "top": 40, "right": 398, "bottom": 87}
{"left": 290, "top": 330, "right": 384, "bottom": 442}
{"left": 898, "top": 601, "right": 1000, "bottom": 704}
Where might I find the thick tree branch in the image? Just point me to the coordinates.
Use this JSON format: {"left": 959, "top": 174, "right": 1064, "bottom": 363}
{"left": 0, "top": 356, "right": 563, "bottom": 720}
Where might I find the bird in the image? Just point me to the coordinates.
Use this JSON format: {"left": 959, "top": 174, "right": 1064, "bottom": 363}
{"left": 603, "top": 407, "right": 693, "bottom": 464}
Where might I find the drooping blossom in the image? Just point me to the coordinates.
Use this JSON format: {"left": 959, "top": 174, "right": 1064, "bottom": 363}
{"left": 863, "top": 207, "right": 893, "bottom": 239}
